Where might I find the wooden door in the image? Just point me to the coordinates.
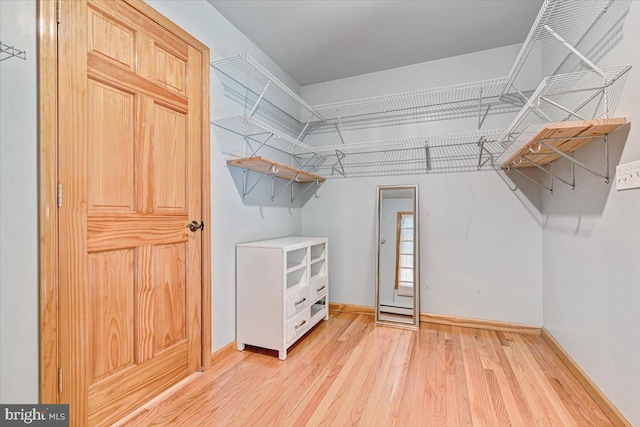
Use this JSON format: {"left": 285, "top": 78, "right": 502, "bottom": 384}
{"left": 57, "top": 1, "right": 209, "bottom": 425}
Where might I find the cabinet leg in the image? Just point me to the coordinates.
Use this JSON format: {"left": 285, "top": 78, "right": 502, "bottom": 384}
{"left": 237, "top": 342, "right": 245, "bottom": 351}
{"left": 278, "top": 350, "right": 287, "bottom": 360}
{"left": 324, "top": 313, "right": 329, "bottom": 321}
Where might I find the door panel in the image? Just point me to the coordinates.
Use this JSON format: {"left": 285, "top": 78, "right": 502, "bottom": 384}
{"left": 89, "top": 249, "right": 135, "bottom": 381}
{"left": 154, "top": 104, "right": 187, "bottom": 211}
{"left": 58, "top": 1, "right": 206, "bottom": 425}
{"left": 88, "top": 79, "right": 135, "bottom": 211}
{"left": 154, "top": 44, "right": 187, "bottom": 94}
{"left": 87, "top": 6, "right": 135, "bottom": 68}
{"left": 153, "top": 242, "right": 187, "bottom": 352}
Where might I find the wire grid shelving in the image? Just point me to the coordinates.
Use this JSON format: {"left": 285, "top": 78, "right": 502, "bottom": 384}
{"left": 309, "top": 77, "right": 522, "bottom": 134}
{"left": 504, "top": 0, "right": 624, "bottom": 95}
{"left": 212, "top": 54, "right": 324, "bottom": 123}
{"left": 497, "top": 65, "right": 630, "bottom": 166}
{"left": 0, "top": 41, "right": 27, "bottom": 61}
{"left": 212, "top": 115, "right": 324, "bottom": 161}
{"left": 311, "top": 129, "right": 506, "bottom": 178}
{"left": 210, "top": 0, "right": 632, "bottom": 182}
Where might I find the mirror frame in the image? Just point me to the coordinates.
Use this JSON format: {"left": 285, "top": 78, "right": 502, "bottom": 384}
{"left": 375, "top": 184, "right": 419, "bottom": 329}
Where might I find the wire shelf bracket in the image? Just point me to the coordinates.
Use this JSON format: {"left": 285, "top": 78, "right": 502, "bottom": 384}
{"left": 540, "top": 136, "right": 610, "bottom": 183}
{"left": 543, "top": 24, "right": 605, "bottom": 78}
{"left": 507, "top": 165, "right": 554, "bottom": 193}
{"left": 0, "top": 41, "right": 27, "bottom": 62}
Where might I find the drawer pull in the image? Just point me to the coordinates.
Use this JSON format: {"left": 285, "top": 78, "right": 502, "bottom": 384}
{"left": 295, "top": 297, "right": 306, "bottom": 306}
{"left": 295, "top": 320, "right": 307, "bottom": 330}
{"left": 316, "top": 285, "right": 326, "bottom": 293}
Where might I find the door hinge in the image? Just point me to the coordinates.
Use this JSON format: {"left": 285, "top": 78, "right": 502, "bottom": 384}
{"left": 58, "top": 367, "right": 63, "bottom": 393}
{"left": 56, "top": 0, "right": 61, "bottom": 23}
{"left": 57, "top": 183, "right": 62, "bottom": 207}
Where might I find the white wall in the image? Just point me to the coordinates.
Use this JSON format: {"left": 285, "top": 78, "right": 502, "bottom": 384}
{"left": 541, "top": 3, "right": 640, "bottom": 424}
{"left": 301, "top": 45, "right": 543, "bottom": 326}
{"left": 143, "top": 0, "right": 305, "bottom": 352}
{"left": 303, "top": 43, "right": 532, "bottom": 104}
{"left": 0, "top": 0, "right": 38, "bottom": 404}
{"left": 303, "top": 173, "right": 543, "bottom": 325}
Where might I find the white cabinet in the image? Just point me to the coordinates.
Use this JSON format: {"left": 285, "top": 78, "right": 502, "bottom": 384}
{"left": 236, "top": 237, "right": 329, "bottom": 360}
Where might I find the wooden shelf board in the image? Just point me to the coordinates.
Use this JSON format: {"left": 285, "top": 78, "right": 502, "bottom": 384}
{"left": 227, "top": 156, "right": 326, "bottom": 183}
{"left": 502, "top": 118, "right": 627, "bottom": 169}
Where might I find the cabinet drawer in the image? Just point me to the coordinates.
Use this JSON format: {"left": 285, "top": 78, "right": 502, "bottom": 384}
{"left": 286, "top": 286, "right": 309, "bottom": 318}
{"left": 311, "top": 275, "right": 328, "bottom": 299}
{"left": 287, "top": 309, "right": 310, "bottom": 343}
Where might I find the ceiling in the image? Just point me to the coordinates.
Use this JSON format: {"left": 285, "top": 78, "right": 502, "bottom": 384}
{"left": 208, "top": 0, "right": 543, "bottom": 86}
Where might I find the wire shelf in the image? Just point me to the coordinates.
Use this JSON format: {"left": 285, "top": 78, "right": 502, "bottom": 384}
{"left": 497, "top": 65, "right": 630, "bottom": 166}
{"left": 312, "top": 129, "right": 505, "bottom": 177}
{"left": 210, "top": 0, "right": 632, "bottom": 182}
{"left": 212, "top": 115, "right": 324, "bottom": 161}
{"left": 0, "top": 41, "right": 27, "bottom": 62}
{"left": 504, "top": 0, "right": 625, "bottom": 94}
{"left": 311, "top": 77, "right": 512, "bottom": 124}
{"left": 212, "top": 54, "right": 324, "bottom": 123}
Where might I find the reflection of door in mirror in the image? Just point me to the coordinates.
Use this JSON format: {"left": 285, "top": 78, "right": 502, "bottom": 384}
{"left": 376, "top": 185, "right": 419, "bottom": 329}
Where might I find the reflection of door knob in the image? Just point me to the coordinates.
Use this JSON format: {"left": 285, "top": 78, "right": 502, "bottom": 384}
{"left": 188, "top": 221, "right": 204, "bottom": 232}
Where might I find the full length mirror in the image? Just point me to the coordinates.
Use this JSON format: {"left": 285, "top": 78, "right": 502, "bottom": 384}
{"left": 375, "top": 185, "right": 419, "bottom": 329}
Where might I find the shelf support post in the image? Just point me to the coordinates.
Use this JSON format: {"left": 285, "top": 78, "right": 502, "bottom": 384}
{"left": 515, "top": 87, "right": 553, "bottom": 122}
{"left": 246, "top": 80, "right": 271, "bottom": 120}
{"left": 298, "top": 153, "right": 319, "bottom": 171}
{"left": 332, "top": 150, "right": 346, "bottom": 177}
{"left": 249, "top": 133, "right": 275, "bottom": 157}
{"left": 477, "top": 137, "right": 486, "bottom": 170}
{"left": 520, "top": 156, "right": 575, "bottom": 190}
{"left": 539, "top": 96, "right": 586, "bottom": 120}
{"left": 242, "top": 166, "right": 275, "bottom": 199}
{"left": 425, "top": 143, "right": 431, "bottom": 172}
{"left": 477, "top": 87, "right": 483, "bottom": 129}
{"left": 271, "top": 176, "right": 276, "bottom": 201}
{"left": 507, "top": 166, "right": 553, "bottom": 193}
{"left": 291, "top": 120, "right": 312, "bottom": 150}
{"left": 544, "top": 25, "right": 606, "bottom": 78}
{"left": 271, "top": 173, "right": 300, "bottom": 201}
{"left": 335, "top": 111, "right": 346, "bottom": 145}
{"left": 539, "top": 136, "right": 610, "bottom": 183}
{"left": 292, "top": 180, "right": 323, "bottom": 203}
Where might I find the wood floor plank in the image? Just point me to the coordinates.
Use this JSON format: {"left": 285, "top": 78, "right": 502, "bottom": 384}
{"left": 116, "top": 315, "right": 615, "bottom": 426}
{"left": 521, "top": 334, "right": 613, "bottom": 426}
{"left": 459, "top": 328, "right": 500, "bottom": 426}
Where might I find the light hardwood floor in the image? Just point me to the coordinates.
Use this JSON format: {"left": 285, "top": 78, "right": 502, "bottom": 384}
{"left": 115, "top": 312, "right": 612, "bottom": 426}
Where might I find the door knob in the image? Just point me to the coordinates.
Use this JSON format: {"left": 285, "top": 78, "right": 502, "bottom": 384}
{"left": 188, "top": 221, "right": 204, "bottom": 232}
